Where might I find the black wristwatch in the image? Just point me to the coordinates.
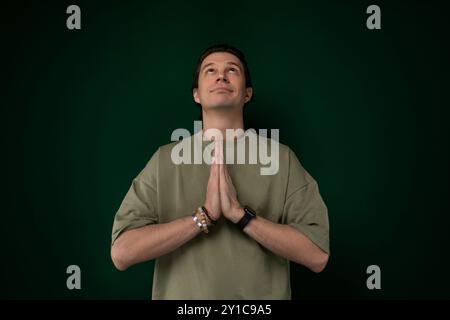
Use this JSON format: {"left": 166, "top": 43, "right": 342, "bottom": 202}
{"left": 236, "top": 206, "right": 256, "bottom": 230}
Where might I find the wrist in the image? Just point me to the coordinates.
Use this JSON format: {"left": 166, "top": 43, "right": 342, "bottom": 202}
{"left": 235, "top": 206, "right": 257, "bottom": 230}
{"left": 203, "top": 204, "right": 219, "bottom": 222}
{"left": 229, "top": 207, "right": 245, "bottom": 224}
{"left": 201, "top": 206, "right": 217, "bottom": 225}
{"left": 192, "top": 207, "right": 215, "bottom": 234}
{"left": 192, "top": 210, "right": 209, "bottom": 234}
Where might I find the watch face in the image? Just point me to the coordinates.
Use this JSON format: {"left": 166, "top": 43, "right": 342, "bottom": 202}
{"left": 244, "top": 206, "right": 256, "bottom": 217}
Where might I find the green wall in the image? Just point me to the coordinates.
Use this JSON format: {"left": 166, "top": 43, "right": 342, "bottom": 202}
{"left": 2, "top": 0, "right": 449, "bottom": 299}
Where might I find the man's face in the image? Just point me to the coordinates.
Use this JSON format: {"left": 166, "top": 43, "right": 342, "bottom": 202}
{"left": 193, "top": 52, "right": 253, "bottom": 111}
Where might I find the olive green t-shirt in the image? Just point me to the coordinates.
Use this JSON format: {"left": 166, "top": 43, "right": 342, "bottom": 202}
{"left": 111, "top": 131, "right": 329, "bottom": 299}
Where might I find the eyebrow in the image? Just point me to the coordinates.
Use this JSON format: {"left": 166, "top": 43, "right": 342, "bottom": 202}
{"left": 201, "top": 61, "right": 242, "bottom": 72}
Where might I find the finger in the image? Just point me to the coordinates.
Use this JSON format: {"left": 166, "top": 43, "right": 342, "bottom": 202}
{"left": 225, "top": 164, "right": 233, "bottom": 187}
{"left": 211, "top": 155, "right": 219, "bottom": 180}
{"left": 208, "top": 155, "right": 216, "bottom": 182}
{"left": 218, "top": 157, "right": 226, "bottom": 188}
{"left": 217, "top": 140, "right": 224, "bottom": 167}
{"left": 209, "top": 154, "right": 215, "bottom": 170}
{"left": 212, "top": 138, "right": 218, "bottom": 158}
{"left": 213, "top": 141, "right": 221, "bottom": 181}
{"left": 225, "top": 165, "right": 231, "bottom": 182}
{"left": 214, "top": 140, "right": 222, "bottom": 164}
{"left": 216, "top": 140, "right": 231, "bottom": 182}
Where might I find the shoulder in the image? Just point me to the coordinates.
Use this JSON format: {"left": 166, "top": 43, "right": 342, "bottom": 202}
{"left": 158, "top": 139, "right": 185, "bottom": 157}
{"left": 137, "top": 139, "right": 186, "bottom": 180}
{"left": 157, "top": 135, "right": 196, "bottom": 161}
{"left": 251, "top": 130, "right": 294, "bottom": 162}
{"left": 248, "top": 129, "right": 291, "bottom": 154}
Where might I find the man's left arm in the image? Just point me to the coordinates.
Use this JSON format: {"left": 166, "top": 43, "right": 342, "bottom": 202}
{"left": 216, "top": 142, "right": 329, "bottom": 273}
{"left": 229, "top": 209, "right": 329, "bottom": 273}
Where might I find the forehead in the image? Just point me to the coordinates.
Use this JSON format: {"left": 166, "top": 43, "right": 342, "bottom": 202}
{"left": 201, "top": 52, "right": 243, "bottom": 67}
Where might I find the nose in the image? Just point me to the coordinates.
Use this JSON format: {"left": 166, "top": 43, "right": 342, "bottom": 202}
{"left": 216, "top": 72, "right": 229, "bottom": 83}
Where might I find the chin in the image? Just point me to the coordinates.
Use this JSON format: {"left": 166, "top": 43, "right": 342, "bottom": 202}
{"left": 207, "top": 100, "right": 236, "bottom": 110}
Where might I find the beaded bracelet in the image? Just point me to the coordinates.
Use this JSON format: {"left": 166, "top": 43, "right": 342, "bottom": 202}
{"left": 200, "top": 206, "right": 217, "bottom": 225}
{"left": 192, "top": 210, "right": 209, "bottom": 234}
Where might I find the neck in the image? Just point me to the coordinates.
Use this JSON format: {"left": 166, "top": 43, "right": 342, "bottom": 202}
{"left": 201, "top": 107, "right": 244, "bottom": 140}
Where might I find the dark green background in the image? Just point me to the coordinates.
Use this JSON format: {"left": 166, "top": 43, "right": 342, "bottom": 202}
{"left": 2, "top": 0, "right": 449, "bottom": 299}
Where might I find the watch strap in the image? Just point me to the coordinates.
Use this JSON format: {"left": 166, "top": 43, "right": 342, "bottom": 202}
{"left": 236, "top": 206, "right": 256, "bottom": 230}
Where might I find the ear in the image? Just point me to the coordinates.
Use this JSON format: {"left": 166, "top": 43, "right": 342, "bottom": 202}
{"left": 244, "top": 87, "right": 253, "bottom": 103}
{"left": 193, "top": 88, "right": 201, "bottom": 104}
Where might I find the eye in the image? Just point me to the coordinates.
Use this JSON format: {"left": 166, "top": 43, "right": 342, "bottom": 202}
{"left": 206, "top": 68, "right": 215, "bottom": 74}
{"left": 228, "top": 67, "right": 237, "bottom": 73}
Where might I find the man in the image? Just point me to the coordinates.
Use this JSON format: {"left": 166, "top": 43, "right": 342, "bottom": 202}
{"left": 111, "top": 44, "right": 330, "bottom": 299}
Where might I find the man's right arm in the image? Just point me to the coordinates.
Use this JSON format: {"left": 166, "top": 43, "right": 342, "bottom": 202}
{"left": 111, "top": 143, "right": 222, "bottom": 271}
{"left": 111, "top": 215, "right": 202, "bottom": 271}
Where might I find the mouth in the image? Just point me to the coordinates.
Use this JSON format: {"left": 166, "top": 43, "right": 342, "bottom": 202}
{"left": 210, "top": 87, "right": 233, "bottom": 93}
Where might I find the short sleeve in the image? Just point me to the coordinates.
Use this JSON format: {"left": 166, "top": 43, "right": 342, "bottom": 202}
{"left": 111, "top": 149, "right": 160, "bottom": 245}
{"left": 282, "top": 149, "right": 330, "bottom": 254}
